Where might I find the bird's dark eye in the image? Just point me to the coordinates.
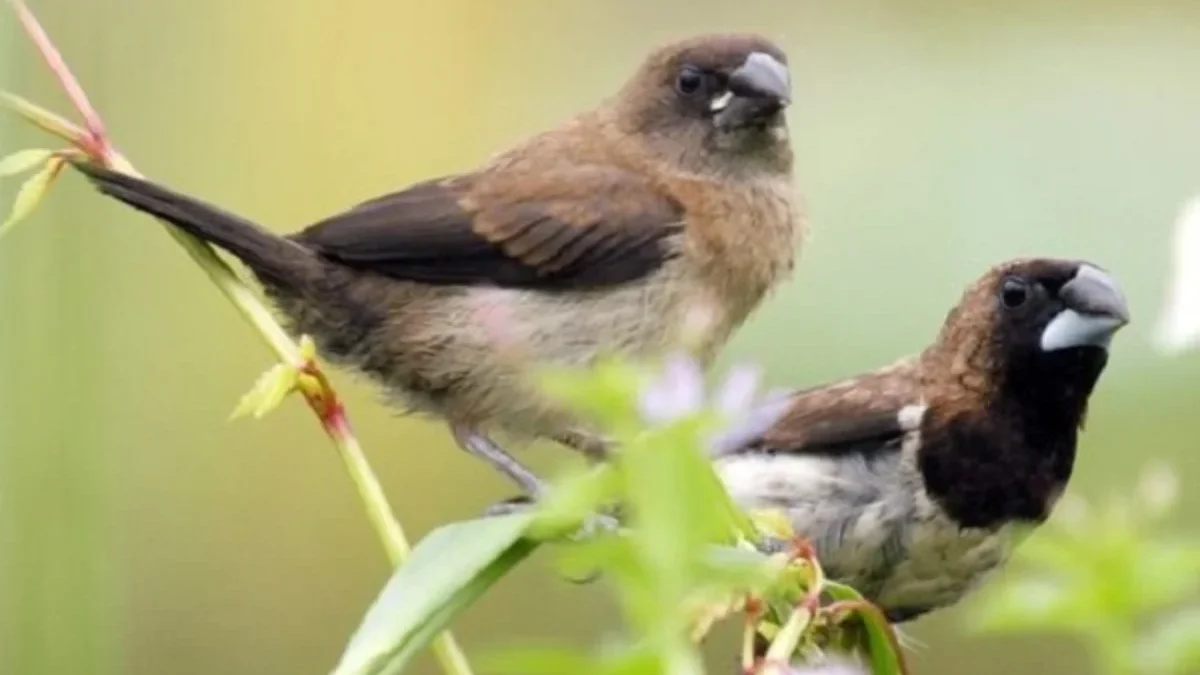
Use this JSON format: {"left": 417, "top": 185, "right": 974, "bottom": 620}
{"left": 675, "top": 66, "right": 705, "bottom": 96}
{"left": 1001, "top": 278, "right": 1029, "bottom": 308}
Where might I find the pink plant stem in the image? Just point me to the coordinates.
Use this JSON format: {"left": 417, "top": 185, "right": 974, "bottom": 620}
{"left": 4, "top": 5, "right": 475, "bottom": 673}
{"left": 9, "top": 0, "right": 111, "bottom": 158}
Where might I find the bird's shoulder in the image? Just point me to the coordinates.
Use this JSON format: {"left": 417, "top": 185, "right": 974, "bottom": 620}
{"left": 751, "top": 356, "right": 924, "bottom": 457}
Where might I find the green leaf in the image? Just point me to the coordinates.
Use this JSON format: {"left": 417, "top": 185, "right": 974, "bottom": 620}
{"left": 850, "top": 604, "right": 907, "bottom": 675}
{"left": 537, "top": 359, "right": 643, "bottom": 433}
{"left": 599, "top": 642, "right": 662, "bottom": 675}
{"left": 618, "top": 419, "right": 748, "bottom": 634}
{"left": 0, "top": 154, "right": 64, "bottom": 241}
{"left": 696, "top": 543, "right": 781, "bottom": 592}
{"left": 230, "top": 363, "right": 298, "bottom": 419}
{"left": 0, "top": 148, "right": 52, "bottom": 177}
{"left": 825, "top": 583, "right": 908, "bottom": 675}
{"left": 2, "top": 92, "right": 89, "bottom": 145}
{"left": 682, "top": 547, "right": 783, "bottom": 641}
{"left": 331, "top": 514, "right": 539, "bottom": 675}
{"left": 529, "top": 463, "right": 619, "bottom": 540}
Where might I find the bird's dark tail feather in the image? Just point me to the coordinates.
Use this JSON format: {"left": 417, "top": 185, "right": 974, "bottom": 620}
{"left": 72, "top": 161, "right": 317, "bottom": 289}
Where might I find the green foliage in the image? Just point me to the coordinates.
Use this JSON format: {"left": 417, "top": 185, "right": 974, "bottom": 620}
{"left": 0, "top": 147, "right": 66, "bottom": 240}
{"left": 230, "top": 336, "right": 322, "bottom": 419}
{"left": 0, "top": 148, "right": 54, "bottom": 176}
{"left": 529, "top": 358, "right": 770, "bottom": 675}
{"left": 0, "top": 14, "right": 902, "bottom": 671}
{"left": 332, "top": 355, "right": 907, "bottom": 675}
{"left": 332, "top": 514, "right": 538, "bottom": 675}
{"left": 972, "top": 463, "right": 1200, "bottom": 675}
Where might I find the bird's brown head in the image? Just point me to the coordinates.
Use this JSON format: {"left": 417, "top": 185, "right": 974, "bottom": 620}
{"left": 924, "top": 258, "right": 1130, "bottom": 421}
{"left": 606, "top": 33, "right": 793, "bottom": 172}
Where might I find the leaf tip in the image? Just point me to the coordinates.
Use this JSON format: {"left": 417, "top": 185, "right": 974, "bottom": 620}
{"left": 0, "top": 152, "right": 66, "bottom": 241}
{"left": 230, "top": 363, "right": 299, "bottom": 420}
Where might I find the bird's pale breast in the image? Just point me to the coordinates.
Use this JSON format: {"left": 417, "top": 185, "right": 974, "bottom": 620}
{"left": 715, "top": 432, "right": 1016, "bottom": 617}
{"left": 353, "top": 258, "right": 715, "bottom": 436}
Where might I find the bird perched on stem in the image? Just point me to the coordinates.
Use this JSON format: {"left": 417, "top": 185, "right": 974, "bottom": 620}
{"left": 714, "top": 258, "right": 1129, "bottom": 622}
{"left": 72, "top": 33, "right": 804, "bottom": 500}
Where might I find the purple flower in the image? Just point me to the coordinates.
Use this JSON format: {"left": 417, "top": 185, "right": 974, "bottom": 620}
{"left": 636, "top": 353, "right": 792, "bottom": 456}
{"left": 637, "top": 353, "right": 706, "bottom": 425}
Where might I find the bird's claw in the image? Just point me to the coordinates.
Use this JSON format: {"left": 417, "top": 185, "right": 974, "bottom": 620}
{"left": 483, "top": 494, "right": 617, "bottom": 585}
{"left": 481, "top": 494, "right": 537, "bottom": 518}
{"left": 482, "top": 495, "right": 620, "bottom": 541}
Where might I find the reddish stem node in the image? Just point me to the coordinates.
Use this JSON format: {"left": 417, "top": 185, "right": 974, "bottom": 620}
{"left": 322, "top": 401, "right": 350, "bottom": 435}
{"left": 799, "top": 588, "right": 822, "bottom": 615}
{"left": 744, "top": 594, "right": 764, "bottom": 619}
{"left": 782, "top": 537, "right": 824, "bottom": 611}
{"left": 743, "top": 656, "right": 765, "bottom": 675}
{"left": 787, "top": 536, "right": 817, "bottom": 562}
{"left": 299, "top": 360, "right": 346, "bottom": 428}
{"left": 823, "top": 599, "right": 877, "bottom": 624}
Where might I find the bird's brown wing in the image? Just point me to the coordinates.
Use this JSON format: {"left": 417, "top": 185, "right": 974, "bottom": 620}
{"left": 292, "top": 165, "right": 685, "bottom": 290}
{"left": 748, "top": 359, "right": 923, "bottom": 456}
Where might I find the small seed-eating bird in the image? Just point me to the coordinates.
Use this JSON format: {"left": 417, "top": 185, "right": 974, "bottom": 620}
{"left": 73, "top": 33, "right": 803, "bottom": 498}
{"left": 713, "top": 258, "right": 1129, "bottom": 622}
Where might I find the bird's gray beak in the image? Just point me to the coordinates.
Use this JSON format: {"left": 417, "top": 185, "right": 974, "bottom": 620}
{"left": 712, "top": 52, "right": 791, "bottom": 131}
{"left": 1040, "top": 264, "right": 1131, "bottom": 351}
{"left": 728, "top": 52, "right": 791, "bottom": 104}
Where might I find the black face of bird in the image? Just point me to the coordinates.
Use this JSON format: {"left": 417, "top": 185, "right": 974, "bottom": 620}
{"left": 971, "top": 261, "right": 1129, "bottom": 409}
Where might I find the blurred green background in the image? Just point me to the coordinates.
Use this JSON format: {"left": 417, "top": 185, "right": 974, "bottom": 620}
{"left": 2, "top": 1, "right": 1198, "bottom": 673}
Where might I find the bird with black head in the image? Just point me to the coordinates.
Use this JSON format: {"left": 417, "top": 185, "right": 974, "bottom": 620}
{"left": 715, "top": 258, "right": 1129, "bottom": 622}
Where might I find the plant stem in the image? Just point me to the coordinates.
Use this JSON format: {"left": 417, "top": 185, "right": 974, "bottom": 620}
{"left": 4, "top": 2, "right": 475, "bottom": 674}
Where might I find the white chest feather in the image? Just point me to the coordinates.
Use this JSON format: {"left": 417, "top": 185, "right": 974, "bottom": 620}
{"left": 715, "top": 434, "right": 1016, "bottom": 615}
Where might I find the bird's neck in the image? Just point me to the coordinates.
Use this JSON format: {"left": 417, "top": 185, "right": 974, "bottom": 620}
{"left": 916, "top": 352, "right": 1106, "bottom": 530}
{"left": 997, "top": 349, "right": 1107, "bottom": 432}
{"left": 916, "top": 410, "right": 1078, "bottom": 530}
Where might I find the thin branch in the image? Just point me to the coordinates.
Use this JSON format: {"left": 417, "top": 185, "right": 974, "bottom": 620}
{"left": 9, "top": 0, "right": 109, "bottom": 156}
{"left": 2, "top": 3, "right": 475, "bottom": 674}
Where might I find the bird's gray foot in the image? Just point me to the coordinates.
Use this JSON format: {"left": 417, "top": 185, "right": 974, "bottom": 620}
{"left": 483, "top": 493, "right": 620, "bottom": 541}
{"left": 485, "top": 493, "right": 615, "bottom": 585}
{"left": 451, "top": 424, "right": 546, "bottom": 497}
{"left": 482, "top": 494, "right": 537, "bottom": 518}
{"left": 450, "top": 424, "right": 618, "bottom": 548}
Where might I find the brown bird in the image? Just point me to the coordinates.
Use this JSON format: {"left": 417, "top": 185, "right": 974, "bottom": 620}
{"left": 713, "top": 258, "right": 1129, "bottom": 622}
{"left": 72, "top": 33, "right": 804, "bottom": 499}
